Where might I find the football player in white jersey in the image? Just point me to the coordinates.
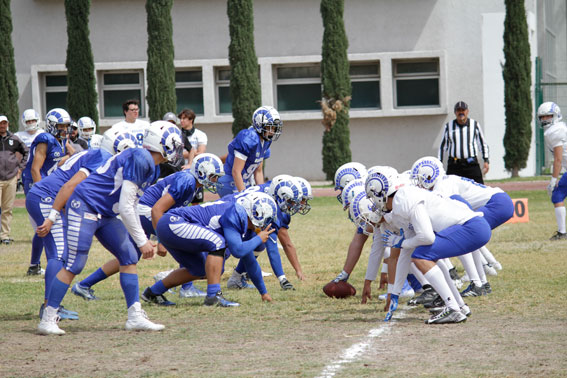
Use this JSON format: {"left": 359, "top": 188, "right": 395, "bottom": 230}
{"left": 15, "top": 109, "right": 45, "bottom": 150}
{"left": 539, "top": 102, "right": 567, "bottom": 240}
{"left": 366, "top": 167, "right": 492, "bottom": 324}
{"left": 110, "top": 99, "right": 150, "bottom": 148}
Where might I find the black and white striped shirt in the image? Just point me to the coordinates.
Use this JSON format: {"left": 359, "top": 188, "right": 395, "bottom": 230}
{"left": 438, "top": 118, "right": 489, "bottom": 163}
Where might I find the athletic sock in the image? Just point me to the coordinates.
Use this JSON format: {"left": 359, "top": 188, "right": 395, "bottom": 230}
{"left": 437, "top": 260, "right": 465, "bottom": 307}
{"left": 555, "top": 206, "right": 566, "bottom": 233}
{"left": 458, "top": 253, "right": 482, "bottom": 287}
{"left": 424, "top": 265, "right": 460, "bottom": 311}
{"left": 472, "top": 249, "right": 488, "bottom": 284}
{"left": 47, "top": 277, "right": 70, "bottom": 309}
{"left": 79, "top": 268, "right": 108, "bottom": 288}
{"left": 30, "top": 234, "right": 43, "bottom": 266}
{"left": 119, "top": 272, "right": 139, "bottom": 309}
{"left": 150, "top": 280, "right": 168, "bottom": 296}
{"left": 443, "top": 258, "right": 455, "bottom": 270}
{"left": 44, "top": 259, "right": 63, "bottom": 300}
{"left": 479, "top": 246, "right": 497, "bottom": 264}
{"left": 207, "top": 283, "right": 221, "bottom": 297}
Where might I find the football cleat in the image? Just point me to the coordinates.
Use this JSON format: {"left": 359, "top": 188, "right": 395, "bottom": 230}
{"left": 422, "top": 294, "right": 445, "bottom": 309}
{"left": 407, "top": 287, "right": 438, "bottom": 306}
{"left": 203, "top": 291, "right": 240, "bottom": 307}
{"left": 425, "top": 307, "right": 467, "bottom": 324}
{"left": 449, "top": 267, "right": 460, "bottom": 281}
{"left": 179, "top": 284, "right": 206, "bottom": 298}
{"left": 549, "top": 231, "right": 567, "bottom": 241}
{"left": 58, "top": 306, "right": 79, "bottom": 320}
{"left": 280, "top": 278, "right": 295, "bottom": 290}
{"left": 125, "top": 302, "right": 165, "bottom": 331}
{"left": 153, "top": 269, "right": 174, "bottom": 282}
{"left": 461, "top": 283, "right": 486, "bottom": 297}
{"left": 483, "top": 282, "right": 492, "bottom": 294}
{"left": 71, "top": 283, "right": 99, "bottom": 301}
{"left": 141, "top": 287, "right": 176, "bottom": 306}
{"left": 37, "top": 306, "right": 65, "bottom": 335}
{"left": 227, "top": 272, "right": 255, "bottom": 290}
{"left": 27, "top": 264, "right": 45, "bottom": 276}
{"left": 460, "top": 304, "right": 472, "bottom": 317}
{"left": 492, "top": 261, "right": 503, "bottom": 271}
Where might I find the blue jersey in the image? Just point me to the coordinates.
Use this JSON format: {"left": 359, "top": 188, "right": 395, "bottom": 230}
{"left": 167, "top": 200, "right": 239, "bottom": 233}
{"left": 139, "top": 170, "right": 197, "bottom": 208}
{"left": 30, "top": 149, "right": 112, "bottom": 199}
{"left": 22, "top": 133, "right": 67, "bottom": 183}
{"left": 223, "top": 127, "right": 271, "bottom": 184}
{"left": 73, "top": 148, "right": 159, "bottom": 217}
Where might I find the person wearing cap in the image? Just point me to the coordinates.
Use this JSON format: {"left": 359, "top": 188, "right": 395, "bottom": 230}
{"left": 438, "top": 101, "right": 489, "bottom": 184}
{"left": 0, "top": 115, "right": 29, "bottom": 245}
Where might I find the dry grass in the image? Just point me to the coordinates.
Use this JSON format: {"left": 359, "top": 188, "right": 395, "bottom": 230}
{"left": 0, "top": 191, "right": 566, "bottom": 377}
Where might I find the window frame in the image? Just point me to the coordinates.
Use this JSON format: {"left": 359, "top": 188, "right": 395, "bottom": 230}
{"left": 274, "top": 63, "right": 322, "bottom": 112}
{"left": 349, "top": 61, "right": 381, "bottom": 110}
{"left": 99, "top": 70, "right": 145, "bottom": 118}
{"left": 393, "top": 58, "right": 440, "bottom": 108}
{"left": 175, "top": 68, "right": 204, "bottom": 115}
{"left": 43, "top": 73, "right": 68, "bottom": 114}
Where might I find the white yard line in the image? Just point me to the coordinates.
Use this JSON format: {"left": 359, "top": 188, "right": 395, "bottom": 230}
{"left": 317, "top": 307, "right": 409, "bottom": 378}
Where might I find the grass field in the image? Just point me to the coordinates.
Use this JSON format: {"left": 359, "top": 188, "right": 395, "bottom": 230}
{"left": 0, "top": 190, "right": 566, "bottom": 377}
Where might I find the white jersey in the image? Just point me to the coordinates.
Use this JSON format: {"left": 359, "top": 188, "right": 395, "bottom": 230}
{"left": 384, "top": 185, "right": 481, "bottom": 250}
{"left": 187, "top": 128, "right": 207, "bottom": 150}
{"left": 111, "top": 119, "right": 150, "bottom": 148}
{"left": 433, "top": 174, "right": 503, "bottom": 210}
{"left": 15, "top": 129, "right": 45, "bottom": 149}
{"left": 543, "top": 121, "right": 567, "bottom": 170}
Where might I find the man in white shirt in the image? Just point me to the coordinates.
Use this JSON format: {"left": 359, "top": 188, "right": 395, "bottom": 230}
{"left": 110, "top": 99, "right": 149, "bottom": 148}
{"left": 178, "top": 108, "right": 207, "bottom": 204}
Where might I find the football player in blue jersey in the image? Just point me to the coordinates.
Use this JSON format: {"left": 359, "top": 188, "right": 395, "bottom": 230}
{"left": 70, "top": 153, "right": 224, "bottom": 301}
{"left": 28, "top": 130, "right": 135, "bottom": 321}
{"left": 217, "top": 106, "right": 282, "bottom": 197}
{"left": 22, "top": 108, "right": 74, "bottom": 276}
{"left": 142, "top": 192, "right": 277, "bottom": 307}
{"left": 37, "top": 121, "right": 183, "bottom": 335}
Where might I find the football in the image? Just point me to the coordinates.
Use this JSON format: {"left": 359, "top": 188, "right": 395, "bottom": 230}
{"left": 323, "top": 280, "right": 356, "bottom": 299}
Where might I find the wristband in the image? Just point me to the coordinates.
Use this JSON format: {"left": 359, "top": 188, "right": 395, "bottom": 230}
{"left": 47, "top": 209, "right": 60, "bottom": 223}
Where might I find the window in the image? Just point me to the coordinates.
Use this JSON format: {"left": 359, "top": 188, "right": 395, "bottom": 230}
{"left": 100, "top": 71, "right": 144, "bottom": 118}
{"left": 44, "top": 74, "right": 68, "bottom": 112}
{"left": 176, "top": 70, "right": 204, "bottom": 115}
{"left": 393, "top": 59, "right": 439, "bottom": 107}
{"left": 216, "top": 68, "right": 232, "bottom": 115}
{"left": 350, "top": 63, "right": 380, "bottom": 109}
{"left": 275, "top": 65, "right": 321, "bottom": 111}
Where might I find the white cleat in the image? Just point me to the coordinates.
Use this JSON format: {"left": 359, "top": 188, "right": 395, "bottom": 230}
{"left": 37, "top": 306, "right": 65, "bottom": 335}
{"left": 483, "top": 264, "right": 498, "bottom": 276}
{"left": 125, "top": 302, "right": 165, "bottom": 331}
{"left": 153, "top": 269, "right": 174, "bottom": 282}
{"left": 492, "top": 261, "right": 503, "bottom": 271}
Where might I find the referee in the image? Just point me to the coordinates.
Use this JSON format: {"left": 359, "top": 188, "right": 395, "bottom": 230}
{"left": 438, "top": 101, "right": 489, "bottom": 184}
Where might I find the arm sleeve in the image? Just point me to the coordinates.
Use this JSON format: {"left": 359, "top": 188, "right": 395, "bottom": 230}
{"left": 224, "top": 227, "right": 267, "bottom": 294}
{"left": 364, "top": 231, "right": 386, "bottom": 281}
{"left": 438, "top": 123, "right": 449, "bottom": 161}
{"left": 474, "top": 121, "right": 490, "bottom": 161}
{"left": 400, "top": 202, "right": 435, "bottom": 249}
{"left": 265, "top": 232, "right": 284, "bottom": 277}
{"left": 119, "top": 180, "right": 148, "bottom": 248}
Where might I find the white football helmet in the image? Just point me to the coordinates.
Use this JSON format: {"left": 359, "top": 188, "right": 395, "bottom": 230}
{"left": 21, "top": 109, "right": 41, "bottom": 131}
{"left": 334, "top": 162, "right": 367, "bottom": 201}
{"left": 143, "top": 120, "right": 183, "bottom": 166}
{"left": 252, "top": 106, "right": 282, "bottom": 141}
{"left": 349, "top": 191, "right": 382, "bottom": 235}
{"left": 340, "top": 178, "right": 365, "bottom": 211}
{"left": 101, "top": 128, "right": 137, "bottom": 155}
{"left": 294, "top": 176, "right": 313, "bottom": 215}
{"left": 236, "top": 191, "right": 278, "bottom": 229}
{"left": 89, "top": 134, "right": 103, "bottom": 150}
{"left": 189, "top": 153, "right": 225, "bottom": 194}
{"left": 163, "top": 112, "right": 178, "bottom": 124}
{"left": 537, "top": 102, "right": 562, "bottom": 128}
{"left": 365, "top": 166, "right": 401, "bottom": 212}
{"left": 269, "top": 174, "right": 302, "bottom": 215}
{"left": 411, "top": 156, "right": 445, "bottom": 190}
{"left": 77, "top": 117, "right": 96, "bottom": 140}
{"left": 45, "top": 108, "right": 71, "bottom": 138}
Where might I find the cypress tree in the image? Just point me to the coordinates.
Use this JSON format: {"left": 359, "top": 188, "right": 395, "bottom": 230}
{"left": 0, "top": 0, "right": 20, "bottom": 132}
{"left": 146, "top": 0, "right": 176, "bottom": 122}
{"left": 320, "top": 0, "right": 352, "bottom": 180}
{"left": 65, "top": 0, "right": 99, "bottom": 125}
{"left": 503, "top": 0, "right": 532, "bottom": 177}
{"left": 227, "top": 0, "right": 261, "bottom": 136}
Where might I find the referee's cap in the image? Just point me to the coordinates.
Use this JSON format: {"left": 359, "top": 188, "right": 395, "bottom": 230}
{"left": 454, "top": 101, "right": 468, "bottom": 111}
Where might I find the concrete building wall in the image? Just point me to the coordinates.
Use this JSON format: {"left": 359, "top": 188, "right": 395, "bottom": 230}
{"left": 10, "top": 0, "right": 540, "bottom": 179}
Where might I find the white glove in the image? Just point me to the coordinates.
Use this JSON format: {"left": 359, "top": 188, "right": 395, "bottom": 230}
{"left": 548, "top": 177, "right": 558, "bottom": 197}
{"left": 381, "top": 228, "right": 405, "bottom": 248}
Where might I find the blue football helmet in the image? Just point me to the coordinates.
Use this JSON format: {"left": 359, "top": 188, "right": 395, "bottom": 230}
{"left": 269, "top": 174, "right": 302, "bottom": 215}
{"left": 252, "top": 106, "right": 282, "bottom": 141}
{"left": 237, "top": 192, "right": 278, "bottom": 229}
{"left": 45, "top": 108, "right": 71, "bottom": 138}
{"left": 189, "top": 153, "right": 225, "bottom": 194}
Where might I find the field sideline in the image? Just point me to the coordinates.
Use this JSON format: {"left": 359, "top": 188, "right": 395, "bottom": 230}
{"left": 1, "top": 186, "right": 566, "bottom": 377}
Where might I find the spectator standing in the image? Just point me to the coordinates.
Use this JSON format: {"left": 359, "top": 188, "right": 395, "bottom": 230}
{"left": 68, "top": 121, "right": 88, "bottom": 152}
{"left": 0, "top": 115, "right": 29, "bottom": 245}
{"left": 110, "top": 99, "right": 150, "bottom": 148}
{"left": 178, "top": 109, "right": 207, "bottom": 203}
{"left": 438, "top": 101, "right": 489, "bottom": 184}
